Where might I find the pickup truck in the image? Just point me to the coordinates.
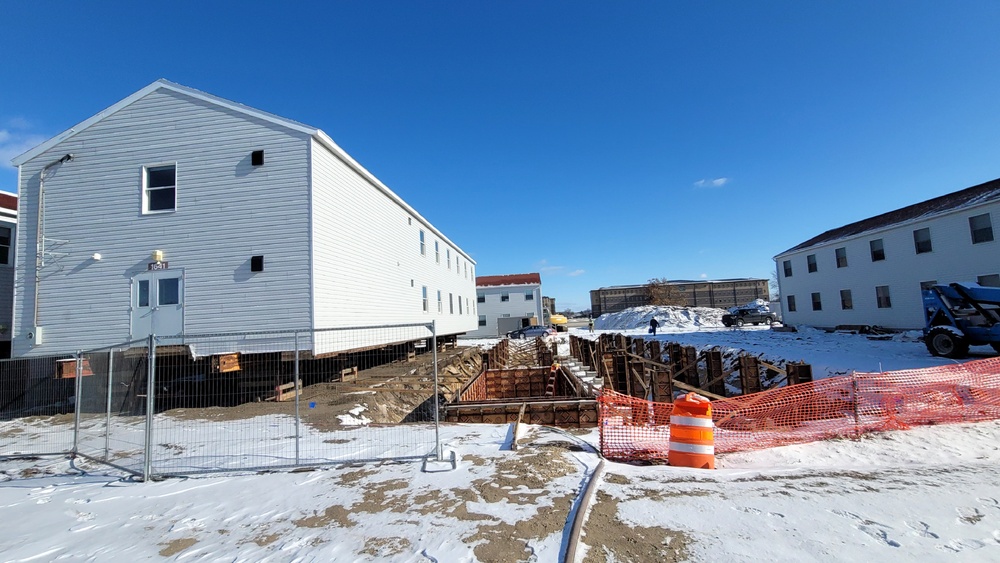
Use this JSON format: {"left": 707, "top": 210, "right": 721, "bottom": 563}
{"left": 722, "top": 307, "right": 776, "bottom": 327}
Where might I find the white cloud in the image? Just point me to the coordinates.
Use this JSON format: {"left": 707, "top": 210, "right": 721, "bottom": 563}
{"left": 6, "top": 117, "right": 32, "bottom": 130}
{"left": 694, "top": 177, "right": 730, "bottom": 188}
{"left": 568, "top": 269, "right": 585, "bottom": 277}
{"left": 0, "top": 129, "right": 48, "bottom": 169}
{"left": 700, "top": 273, "right": 708, "bottom": 279}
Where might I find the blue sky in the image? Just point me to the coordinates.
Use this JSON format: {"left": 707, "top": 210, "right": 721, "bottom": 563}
{"left": 3, "top": 1, "right": 1000, "bottom": 311}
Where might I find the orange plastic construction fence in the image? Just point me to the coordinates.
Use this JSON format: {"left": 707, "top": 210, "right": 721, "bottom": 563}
{"left": 598, "top": 356, "right": 1000, "bottom": 463}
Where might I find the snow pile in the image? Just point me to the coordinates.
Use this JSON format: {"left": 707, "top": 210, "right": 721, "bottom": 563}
{"left": 336, "top": 405, "right": 372, "bottom": 426}
{"left": 595, "top": 305, "right": 726, "bottom": 331}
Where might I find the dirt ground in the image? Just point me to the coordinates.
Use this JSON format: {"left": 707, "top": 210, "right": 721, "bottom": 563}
{"left": 150, "top": 342, "right": 684, "bottom": 561}
{"left": 162, "top": 346, "right": 484, "bottom": 431}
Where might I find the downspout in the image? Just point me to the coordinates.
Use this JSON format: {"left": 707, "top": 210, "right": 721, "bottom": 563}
{"left": 34, "top": 154, "right": 74, "bottom": 328}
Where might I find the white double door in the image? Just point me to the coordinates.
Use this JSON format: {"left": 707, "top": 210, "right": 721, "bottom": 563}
{"left": 131, "top": 270, "right": 184, "bottom": 339}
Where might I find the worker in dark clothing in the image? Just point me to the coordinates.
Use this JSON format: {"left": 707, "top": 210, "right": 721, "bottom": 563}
{"left": 649, "top": 318, "right": 659, "bottom": 335}
{"left": 588, "top": 318, "right": 595, "bottom": 333}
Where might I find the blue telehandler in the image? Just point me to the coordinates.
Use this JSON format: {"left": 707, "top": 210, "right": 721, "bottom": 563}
{"left": 922, "top": 282, "right": 1000, "bottom": 358}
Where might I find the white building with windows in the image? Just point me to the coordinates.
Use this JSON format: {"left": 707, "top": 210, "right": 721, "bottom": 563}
{"left": 469, "top": 273, "right": 545, "bottom": 337}
{"left": 9, "top": 79, "right": 477, "bottom": 357}
{"left": 774, "top": 178, "right": 1000, "bottom": 330}
{"left": 0, "top": 192, "right": 16, "bottom": 358}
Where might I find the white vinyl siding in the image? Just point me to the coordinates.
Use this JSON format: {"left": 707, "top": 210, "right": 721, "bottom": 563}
{"left": 466, "top": 283, "right": 544, "bottom": 337}
{"left": 12, "top": 83, "right": 478, "bottom": 357}
{"left": 310, "top": 139, "right": 476, "bottom": 340}
{"left": 775, "top": 201, "right": 1000, "bottom": 329}
{"left": 13, "top": 89, "right": 313, "bottom": 356}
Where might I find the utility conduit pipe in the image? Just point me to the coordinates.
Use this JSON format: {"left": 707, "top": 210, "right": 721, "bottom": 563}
{"left": 563, "top": 459, "right": 606, "bottom": 563}
{"left": 34, "top": 153, "right": 74, "bottom": 329}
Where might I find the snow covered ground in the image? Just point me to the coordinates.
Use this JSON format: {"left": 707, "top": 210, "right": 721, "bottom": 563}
{"left": 2, "top": 307, "right": 1000, "bottom": 562}
{"left": 587, "top": 305, "right": 994, "bottom": 378}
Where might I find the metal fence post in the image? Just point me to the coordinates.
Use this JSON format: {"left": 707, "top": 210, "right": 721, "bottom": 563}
{"left": 105, "top": 349, "right": 114, "bottom": 460}
{"left": 143, "top": 335, "right": 157, "bottom": 481}
{"left": 852, "top": 374, "right": 860, "bottom": 438}
{"left": 72, "top": 351, "right": 83, "bottom": 454}
{"left": 432, "top": 321, "right": 441, "bottom": 461}
{"left": 294, "top": 331, "right": 301, "bottom": 466}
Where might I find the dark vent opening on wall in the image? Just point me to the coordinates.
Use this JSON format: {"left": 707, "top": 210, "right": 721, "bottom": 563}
{"left": 251, "top": 150, "right": 264, "bottom": 166}
{"left": 251, "top": 255, "right": 264, "bottom": 272}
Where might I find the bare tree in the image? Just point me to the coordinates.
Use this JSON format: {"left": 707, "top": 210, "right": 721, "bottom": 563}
{"left": 647, "top": 278, "right": 687, "bottom": 306}
{"left": 769, "top": 269, "right": 780, "bottom": 302}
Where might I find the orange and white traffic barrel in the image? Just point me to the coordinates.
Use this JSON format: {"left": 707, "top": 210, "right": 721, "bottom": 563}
{"left": 668, "top": 392, "right": 715, "bottom": 469}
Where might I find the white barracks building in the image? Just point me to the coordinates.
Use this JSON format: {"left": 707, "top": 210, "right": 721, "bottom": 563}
{"left": 10, "top": 80, "right": 477, "bottom": 356}
{"left": 774, "top": 178, "right": 1000, "bottom": 330}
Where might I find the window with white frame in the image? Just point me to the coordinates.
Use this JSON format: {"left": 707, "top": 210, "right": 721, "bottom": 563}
{"left": 501, "top": 292, "right": 509, "bottom": 302}
{"left": 970, "top": 213, "right": 994, "bottom": 244}
{"left": 840, "top": 289, "right": 853, "bottom": 310}
{"left": 782, "top": 260, "right": 792, "bottom": 277}
{"left": 435, "top": 241, "right": 440, "bottom": 263}
{"left": 807, "top": 254, "right": 817, "bottom": 273}
{"left": 477, "top": 294, "right": 485, "bottom": 303}
{"left": 913, "top": 228, "right": 932, "bottom": 254}
{"left": 458, "top": 296, "right": 463, "bottom": 314}
{"left": 143, "top": 164, "right": 176, "bottom": 213}
{"left": 422, "top": 286, "right": 428, "bottom": 312}
{"left": 524, "top": 290, "right": 534, "bottom": 301}
{"left": 437, "top": 290, "right": 442, "bottom": 312}
{"left": 786, "top": 295, "right": 796, "bottom": 312}
{"left": 478, "top": 314, "right": 486, "bottom": 327}
{"left": 876, "top": 285, "right": 892, "bottom": 308}
{"left": 419, "top": 230, "right": 425, "bottom": 255}
{"left": 447, "top": 249, "right": 451, "bottom": 269}
{"left": 870, "top": 239, "right": 885, "bottom": 261}
{"left": 449, "top": 293, "right": 454, "bottom": 314}
{"left": 0, "top": 226, "right": 10, "bottom": 265}
{"left": 835, "top": 247, "right": 848, "bottom": 268}
{"left": 811, "top": 292, "right": 821, "bottom": 311}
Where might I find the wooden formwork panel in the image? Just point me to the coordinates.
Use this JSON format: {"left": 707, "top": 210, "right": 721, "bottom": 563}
{"left": 739, "top": 355, "right": 762, "bottom": 395}
{"left": 706, "top": 350, "right": 725, "bottom": 397}
{"left": 444, "top": 400, "right": 598, "bottom": 428}
{"left": 465, "top": 367, "right": 591, "bottom": 401}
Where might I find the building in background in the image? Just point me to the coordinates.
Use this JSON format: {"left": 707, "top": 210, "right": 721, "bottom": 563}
{"left": 469, "top": 273, "right": 545, "bottom": 337}
{"left": 9, "top": 80, "right": 476, "bottom": 357}
{"left": 0, "top": 192, "right": 16, "bottom": 358}
{"left": 590, "top": 279, "right": 769, "bottom": 317}
{"left": 774, "top": 177, "right": 1000, "bottom": 330}
{"left": 542, "top": 296, "right": 556, "bottom": 315}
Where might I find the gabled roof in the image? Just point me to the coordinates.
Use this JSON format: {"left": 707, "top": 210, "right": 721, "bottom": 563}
{"left": 11, "top": 79, "right": 319, "bottom": 166}
{"left": 777, "top": 177, "right": 1000, "bottom": 256}
{"left": 11, "top": 79, "right": 475, "bottom": 264}
{"left": 476, "top": 273, "right": 541, "bottom": 287}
